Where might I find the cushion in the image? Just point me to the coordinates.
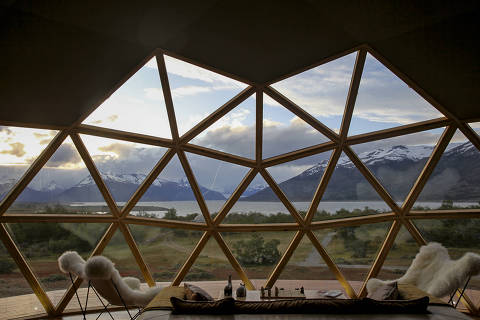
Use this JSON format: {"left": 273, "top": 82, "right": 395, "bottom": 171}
{"left": 170, "top": 297, "right": 235, "bottom": 314}
{"left": 184, "top": 283, "right": 214, "bottom": 301}
{"left": 397, "top": 283, "right": 450, "bottom": 306}
{"left": 169, "top": 296, "right": 430, "bottom": 314}
{"left": 367, "top": 281, "right": 399, "bottom": 300}
{"left": 143, "top": 286, "right": 186, "bottom": 311}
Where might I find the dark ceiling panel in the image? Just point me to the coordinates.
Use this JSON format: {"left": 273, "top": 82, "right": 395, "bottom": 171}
{"left": 0, "top": 0, "right": 478, "bottom": 127}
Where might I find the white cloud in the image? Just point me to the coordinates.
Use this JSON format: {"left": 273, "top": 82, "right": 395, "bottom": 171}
{"left": 147, "top": 55, "right": 247, "bottom": 90}
{"left": 144, "top": 87, "right": 164, "bottom": 100}
{"left": 172, "top": 85, "right": 211, "bottom": 98}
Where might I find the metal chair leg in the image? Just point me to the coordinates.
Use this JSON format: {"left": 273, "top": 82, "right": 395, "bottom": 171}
{"left": 69, "top": 272, "right": 86, "bottom": 320}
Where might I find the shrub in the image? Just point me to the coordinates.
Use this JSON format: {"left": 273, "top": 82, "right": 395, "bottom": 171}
{"left": 0, "top": 258, "right": 15, "bottom": 274}
{"left": 233, "top": 234, "right": 281, "bottom": 266}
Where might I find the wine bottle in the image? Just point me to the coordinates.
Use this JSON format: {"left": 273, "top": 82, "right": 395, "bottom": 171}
{"left": 224, "top": 274, "right": 232, "bottom": 297}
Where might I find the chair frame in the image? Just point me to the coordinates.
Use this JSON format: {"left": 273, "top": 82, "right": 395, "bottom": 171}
{"left": 68, "top": 272, "right": 142, "bottom": 320}
{"left": 447, "top": 275, "right": 472, "bottom": 309}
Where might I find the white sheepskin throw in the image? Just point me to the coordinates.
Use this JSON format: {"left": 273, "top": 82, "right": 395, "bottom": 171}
{"left": 58, "top": 251, "right": 87, "bottom": 279}
{"left": 367, "top": 242, "right": 480, "bottom": 298}
{"left": 58, "top": 252, "right": 162, "bottom": 307}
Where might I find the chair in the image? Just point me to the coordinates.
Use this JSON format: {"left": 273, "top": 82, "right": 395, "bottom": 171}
{"left": 367, "top": 242, "right": 480, "bottom": 307}
{"left": 58, "top": 251, "right": 162, "bottom": 319}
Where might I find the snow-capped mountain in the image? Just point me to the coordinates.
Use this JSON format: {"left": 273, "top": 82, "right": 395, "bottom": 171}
{"left": 244, "top": 142, "right": 480, "bottom": 202}
{"left": 241, "top": 184, "right": 269, "bottom": 198}
{"left": 3, "top": 172, "right": 226, "bottom": 203}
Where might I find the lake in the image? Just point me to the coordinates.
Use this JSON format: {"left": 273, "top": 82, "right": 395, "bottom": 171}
{"left": 70, "top": 200, "right": 478, "bottom": 218}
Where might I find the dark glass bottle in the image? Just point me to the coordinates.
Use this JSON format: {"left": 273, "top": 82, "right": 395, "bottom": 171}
{"left": 224, "top": 274, "right": 233, "bottom": 297}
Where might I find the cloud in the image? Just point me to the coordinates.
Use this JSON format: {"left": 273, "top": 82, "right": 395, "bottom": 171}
{"left": 39, "top": 139, "right": 51, "bottom": 145}
{"left": 0, "top": 127, "right": 13, "bottom": 135}
{"left": 156, "top": 56, "right": 246, "bottom": 89}
{"left": 270, "top": 53, "right": 443, "bottom": 125}
{"left": 172, "top": 85, "right": 211, "bottom": 98}
{"left": 33, "top": 132, "right": 49, "bottom": 139}
{"left": 193, "top": 117, "right": 330, "bottom": 161}
{"left": 144, "top": 87, "right": 164, "bottom": 100}
{"left": 46, "top": 143, "right": 82, "bottom": 168}
{"left": 98, "top": 143, "right": 135, "bottom": 158}
{"left": 0, "top": 142, "right": 26, "bottom": 157}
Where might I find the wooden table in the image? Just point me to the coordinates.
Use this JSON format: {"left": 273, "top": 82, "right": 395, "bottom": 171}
{"left": 218, "top": 289, "right": 346, "bottom": 301}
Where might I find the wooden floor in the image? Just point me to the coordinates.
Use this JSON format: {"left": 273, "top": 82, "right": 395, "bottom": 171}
{"left": 1, "top": 280, "right": 479, "bottom": 320}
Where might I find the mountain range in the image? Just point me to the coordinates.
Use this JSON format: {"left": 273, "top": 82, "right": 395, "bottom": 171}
{"left": 243, "top": 142, "right": 480, "bottom": 202}
{"left": 0, "top": 173, "right": 226, "bottom": 203}
{"left": 0, "top": 142, "right": 478, "bottom": 203}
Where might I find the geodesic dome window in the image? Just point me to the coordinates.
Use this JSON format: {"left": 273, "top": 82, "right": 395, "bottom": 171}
{"left": 0, "top": 48, "right": 479, "bottom": 318}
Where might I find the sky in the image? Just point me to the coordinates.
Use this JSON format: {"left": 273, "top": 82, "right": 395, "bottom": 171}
{"left": 0, "top": 52, "right": 476, "bottom": 194}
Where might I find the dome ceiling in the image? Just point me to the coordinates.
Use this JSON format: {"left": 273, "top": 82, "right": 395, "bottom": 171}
{"left": 0, "top": 0, "right": 479, "bottom": 127}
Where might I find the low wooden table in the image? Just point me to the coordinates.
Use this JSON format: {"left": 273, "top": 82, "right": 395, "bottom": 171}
{"left": 218, "top": 289, "right": 346, "bottom": 301}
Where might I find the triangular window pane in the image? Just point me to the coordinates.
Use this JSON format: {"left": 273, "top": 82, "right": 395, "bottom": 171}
{"left": 271, "top": 52, "right": 356, "bottom": 133}
{"left": 263, "top": 94, "right": 330, "bottom": 158}
{"left": 0, "top": 239, "right": 45, "bottom": 319}
{"left": 164, "top": 55, "right": 248, "bottom": 136}
{"left": 0, "top": 126, "right": 58, "bottom": 202}
{"left": 349, "top": 53, "right": 443, "bottom": 135}
{"left": 416, "top": 131, "right": 480, "bottom": 206}
{"left": 7, "top": 137, "right": 110, "bottom": 214}
{"left": 223, "top": 174, "right": 296, "bottom": 224}
{"left": 190, "top": 94, "right": 256, "bottom": 159}
{"left": 350, "top": 129, "right": 443, "bottom": 204}
{"left": 83, "top": 57, "right": 172, "bottom": 138}
{"left": 81, "top": 134, "right": 166, "bottom": 205}
{"left": 377, "top": 226, "right": 419, "bottom": 280}
{"left": 313, "top": 152, "right": 388, "bottom": 222}
{"left": 266, "top": 152, "right": 332, "bottom": 214}
{"left": 278, "top": 234, "right": 347, "bottom": 293}
{"left": 102, "top": 228, "right": 145, "bottom": 281}
{"left": 129, "top": 225, "right": 203, "bottom": 283}
{"left": 222, "top": 231, "right": 294, "bottom": 283}
{"left": 315, "top": 222, "right": 392, "bottom": 285}
{"left": 5, "top": 222, "right": 108, "bottom": 306}
{"left": 130, "top": 154, "right": 204, "bottom": 222}
{"left": 185, "top": 153, "right": 249, "bottom": 217}
{"left": 183, "top": 237, "right": 232, "bottom": 283}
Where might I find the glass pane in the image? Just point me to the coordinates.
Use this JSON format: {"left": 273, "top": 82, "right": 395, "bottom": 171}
{"left": 0, "top": 126, "right": 58, "bottom": 202}
{"left": 416, "top": 130, "right": 480, "bottom": 206}
{"left": 351, "top": 129, "right": 442, "bottom": 203}
{"left": 263, "top": 93, "right": 329, "bottom": 159}
{"left": 316, "top": 222, "right": 391, "bottom": 283}
{"left": 102, "top": 228, "right": 145, "bottom": 281}
{"left": 130, "top": 154, "right": 204, "bottom": 222}
{"left": 81, "top": 134, "right": 166, "bottom": 205}
{"left": 7, "top": 137, "right": 109, "bottom": 214}
{"left": 312, "top": 152, "right": 387, "bottom": 222}
{"left": 184, "top": 237, "right": 231, "bottom": 284}
{"left": 271, "top": 52, "right": 356, "bottom": 133}
{"left": 350, "top": 53, "right": 443, "bottom": 135}
{"left": 277, "top": 234, "right": 347, "bottom": 293}
{"left": 83, "top": 56, "right": 172, "bottom": 138}
{"left": 266, "top": 152, "right": 332, "bottom": 214}
{"left": 223, "top": 174, "right": 296, "bottom": 224}
{"left": 164, "top": 55, "right": 248, "bottom": 136}
{"left": 0, "top": 239, "right": 46, "bottom": 319}
{"left": 129, "top": 225, "right": 203, "bottom": 283}
{"left": 6, "top": 222, "right": 108, "bottom": 306}
{"left": 190, "top": 94, "right": 255, "bottom": 159}
{"left": 222, "top": 231, "right": 294, "bottom": 282}
{"left": 185, "top": 153, "right": 249, "bottom": 217}
{"left": 377, "top": 226, "right": 419, "bottom": 280}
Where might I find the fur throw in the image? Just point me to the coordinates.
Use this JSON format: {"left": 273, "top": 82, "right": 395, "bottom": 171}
{"left": 58, "top": 252, "right": 162, "bottom": 307}
{"left": 367, "top": 242, "right": 480, "bottom": 298}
